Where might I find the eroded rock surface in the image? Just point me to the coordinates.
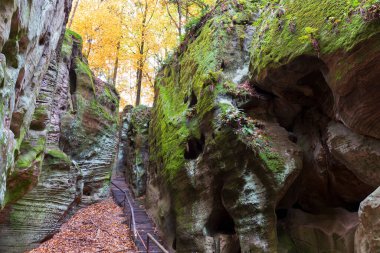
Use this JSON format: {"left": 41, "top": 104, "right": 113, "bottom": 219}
{"left": 144, "top": 1, "right": 380, "bottom": 252}
{"left": 355, "top": 187, "right": 380, "bottom": 253}
{"left": 117, "top": 106, "right": 150, "bottom": 197}
{"left": 0, "top": 24, "right": 119, "bottom": 253}
{"left": 0, "top": 0, "right": 73, "bottom": 207}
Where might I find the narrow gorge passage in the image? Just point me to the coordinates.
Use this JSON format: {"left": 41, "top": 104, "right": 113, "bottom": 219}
{"left": 1, "top": 0, "right": 380, "bottom": 253}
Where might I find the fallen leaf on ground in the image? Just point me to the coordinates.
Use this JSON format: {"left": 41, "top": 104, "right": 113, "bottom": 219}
{"left": 29, "top": 198, "right": 136, "bottom": 253}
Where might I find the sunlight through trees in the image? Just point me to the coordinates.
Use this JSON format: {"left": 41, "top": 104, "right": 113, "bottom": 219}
{"left": 69, "top": 0, "right": 214, "bottom": 108}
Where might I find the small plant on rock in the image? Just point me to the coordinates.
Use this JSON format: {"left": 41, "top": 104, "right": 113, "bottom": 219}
{"left": 299, "top": 26, "right": 320, "bottom": 56}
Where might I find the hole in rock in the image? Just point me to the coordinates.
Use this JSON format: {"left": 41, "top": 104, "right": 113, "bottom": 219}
{"left": 288, "top": 132, "right": 297, "bottom": 143}
{"left": 189, "top": 91, "right": 197, "bottom": 107}
{"left": 205, "top": 205, "right": 236, "bottom": 235}
{"left": 83, "top": 186, "right": 92, "bottom": 196}
{"left": 38, "top": 32, "right": 50, "bottom": 46}
{"left": 267, "top": 58, "right": 374, "bottom": 251}
{"left": 15, "top": 67, "right": 25, "bottom": 90}
{"left": 221, "top": 60, "right": 226, "bottom": 69}
{"left": 69, "top": 68, "right": 77, "bottom": 95}
{"left": 184, "top": 134, "right": 205, "bottom": 160}
{"left": 276, "top": 208, "right": 288, "bottom": 220}
{"left": 30, "top": 119, "right": 46, "bottom": 131}
{"left": 39, "top": 36, "right": 45, "bottom": 46}
{"left": 9, "top": 9, "right": 20, "bottom": 38}
{"left": 345, "top": 201, "right": 361, "bottom": 212}
{"left": 10, "top": 112, "right": 23, "bottom": 138}
{"left": 19, "top": 35, "right": 29, "bottom": 53}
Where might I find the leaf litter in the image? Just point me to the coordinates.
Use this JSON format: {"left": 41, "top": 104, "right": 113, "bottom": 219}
{"left": 29, "top": 198, "right": 136, "bottom": 253}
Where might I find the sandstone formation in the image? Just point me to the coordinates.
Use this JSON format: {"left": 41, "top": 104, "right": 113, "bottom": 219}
{"left": 0, "top": 0, "right": 380, "bottom": 252}
{"left": 143, "top": 1, "right": 380, "bottom": 252}
{"left": 355, "top": 187, "right": 380, "bottom": 253}
{"left": 117, "top": 106, "right": 150, "bottom": 197}
{"left": 0, "top": 3, "right": 119, "bottom": 250}
{"left": 0, "top": 0, "right": 73, "bottom": 208}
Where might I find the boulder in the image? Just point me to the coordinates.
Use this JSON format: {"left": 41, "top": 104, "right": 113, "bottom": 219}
{"left": 355, "top": 187, "right": 380, "bottom": 253}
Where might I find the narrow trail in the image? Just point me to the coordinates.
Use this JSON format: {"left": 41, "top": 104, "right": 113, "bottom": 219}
{"left": 111, "top": 177, "right": 165, "bottom": 253}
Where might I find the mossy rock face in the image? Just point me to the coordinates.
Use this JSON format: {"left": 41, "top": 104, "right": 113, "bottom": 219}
{"left": 147, "top": 1, "right": 303, "bottom": 252}
{"left": 147, "top": 0, "right": 380, "bottom": 252}
{"left": 250, "top": 0, "right": 380, "bottom": 139}
{"left": 250, "top": 0, "right": 380, "bottom": 76}
{"left": 118, "top": 106, "right": 151, "bottom": 197}
{"left": 44, "top": 149, "right": 71, "bottom": 170}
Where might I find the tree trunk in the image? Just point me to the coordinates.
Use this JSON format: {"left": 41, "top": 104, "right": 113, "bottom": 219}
{"left": 176, "top": 0, "right": 182, "bottom": 38}
{"left": 135, "top": 2, "right": 148, "bottom": 106}
{"left": 112, "top": 41, "right": 120, "bottom": 86}
{"left": 68, "top": 0, "right": 80, "bottom": 28}
{"left": 185, "top": 0, "right": 189, "bottom": 23}
{"left": 86, "top": 39, "right": 92, "bottom": 59}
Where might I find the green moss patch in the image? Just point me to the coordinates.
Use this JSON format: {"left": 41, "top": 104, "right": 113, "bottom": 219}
{"left": 89, "top": 99, "right": 118, "bottom": 123}
{"left": 46, "top": 149, "right": 71, "bottom": 164}
{"left": 3, "top": 176, "right": 34, "bottom": 206}
{"left": 131, "top": 105, "right": 151, "bottom": 134}
{"left": 75, "top": 58, "right": 95, "bottom": 94}
{"left": 15, "top": 137, "right": 46, "bottom": 169}
{"left": 251, "top": 0, "right": 380, "bottom": 75}
{"left": 65, "top": 29, "right": 83, "bottom": 46}
{"left": 151, "top": 17, "right": 229, "bottom": 180}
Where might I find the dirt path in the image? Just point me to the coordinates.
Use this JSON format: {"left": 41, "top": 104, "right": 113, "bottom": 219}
{"left": 29, "top": 198, "right": 136, "bottom": 253}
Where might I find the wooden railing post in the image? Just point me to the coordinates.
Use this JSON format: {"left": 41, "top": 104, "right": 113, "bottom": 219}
{"left": 147, "top": 235, "right": 150, "bottom": 253}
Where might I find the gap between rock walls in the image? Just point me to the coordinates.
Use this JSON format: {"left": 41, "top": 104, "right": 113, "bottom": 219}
{"left": 0, "top": 1, "right": 380, "bottom": 253}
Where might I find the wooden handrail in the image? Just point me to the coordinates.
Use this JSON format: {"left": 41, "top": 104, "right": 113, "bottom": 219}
{"left": 111, "top": 182, "right": 137, "bottom": 239}
{"left": 147, "top": 233, "right": 169, "bottom": 253}
{"left": 111, "top": 181, "right": 168, "bottom": 253}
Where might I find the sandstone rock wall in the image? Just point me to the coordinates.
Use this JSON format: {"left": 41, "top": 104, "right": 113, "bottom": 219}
{"left": 0, "top": 23, "right": 119, "bottom": 253}
{"left": 117, "top": 106, "right": 150, "bottom": 197}
{"left": 146, "top": 1, "right": 380, "bottom": 252}
{"left": 0, "top": 0, "right": 72, "bottom": 207}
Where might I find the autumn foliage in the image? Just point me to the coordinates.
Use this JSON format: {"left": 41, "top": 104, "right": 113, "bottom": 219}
{"left": 69, "top": 0, "right": 214, "bottom": 108}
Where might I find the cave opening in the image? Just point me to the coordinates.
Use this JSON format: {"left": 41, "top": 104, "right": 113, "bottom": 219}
{"left": 270, "top": 61, "right": 376, "bottom": 252}
{"left": 184, "top": 134, "right": 205, "bottom": 160}
{"left": 205, "top": 205, "right": 236, "bottom": 235}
